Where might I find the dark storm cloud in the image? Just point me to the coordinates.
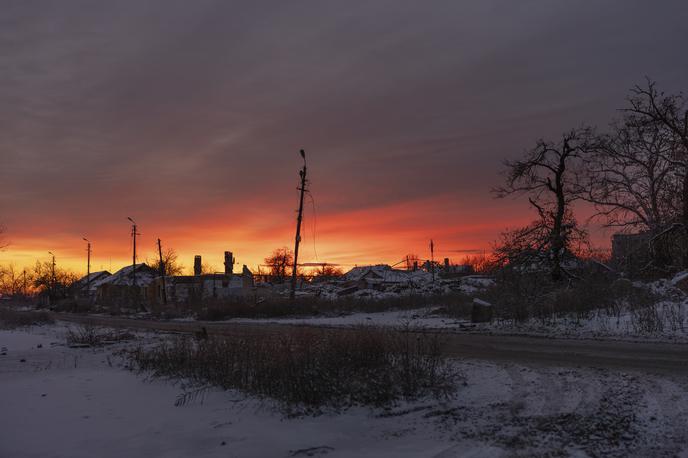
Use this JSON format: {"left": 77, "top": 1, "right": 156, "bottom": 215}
{"left": 1, "top": 0, "right": 687, "bottom": 238}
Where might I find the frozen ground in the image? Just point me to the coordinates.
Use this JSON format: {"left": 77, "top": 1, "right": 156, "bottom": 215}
{"left": 223, "top": 300, "right": 688, "bottom": 343}
{"left": 225, "top": 274, "right": 688, "bottom": 342}
{"left": 2, "top": 325, "right": 688, "bottom": 457}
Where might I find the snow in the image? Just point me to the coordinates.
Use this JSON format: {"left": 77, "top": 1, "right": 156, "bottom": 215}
{"left": 0, "top": 326, "right": 456, "bottom": 457}
{"left": 229, "top": 308, "right": 469, "bottom": 329}
{"left": 671, "top": 270, "right": 688, "bottom": 286}
{"left": 225, "top": 299, "right": 688, "bottom": 342}
{"left": 472, "top": 298, "right": 492, "bottom": 307}
{"left": 2, "top": 325, "right": 688, "bottom": 457}
{"left": 93, "top": 263, "right": 157, "bottom": 288}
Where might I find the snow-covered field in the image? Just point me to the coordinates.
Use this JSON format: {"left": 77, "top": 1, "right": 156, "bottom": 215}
{"left": 2, "top": 324, "right": 688, "bottom": 457}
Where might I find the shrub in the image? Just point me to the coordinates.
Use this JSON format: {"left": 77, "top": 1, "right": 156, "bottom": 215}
{"left": 126, "top": 325, "right": 458, "bottom": 412}
{"left": 0, "top": 308, "right": 54, "bottom": 329}
{"left": 479, "top": 271, "right": 658, "bottom": 324}
{"left": 66, "top": 324, "right": 135, "bottom": 347}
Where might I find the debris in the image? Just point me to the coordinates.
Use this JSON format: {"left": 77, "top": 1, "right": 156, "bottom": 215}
{"left": 471, "top": 298, "right": 493, "bottom": 323}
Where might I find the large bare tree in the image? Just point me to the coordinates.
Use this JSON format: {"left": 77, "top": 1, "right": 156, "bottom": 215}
{"left": 495, "top": 128, "right": 597, "bottom": 281}
{"left": 622, "top": 80, "right": 688, "bottom": 266}
{"left": 584, "top": 116, "right": 680, "bottom": 235}
{"left": 626, "top": 84, "right": 688, "bottom": 199}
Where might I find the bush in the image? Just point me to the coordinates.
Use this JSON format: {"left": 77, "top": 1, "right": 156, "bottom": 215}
{"left": 66, "top": 324, "right": 135, "bottom": 347}
{"left": 126, "top": 325, "right": 458, "bottom": 413}
{"left": 0, "top": 308, "right": 54, "bottom": 329}
{"left": 479, "top": 271, "right": 658, "bottom": 324}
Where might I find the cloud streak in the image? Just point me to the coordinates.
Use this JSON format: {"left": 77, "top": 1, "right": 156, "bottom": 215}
{"left": 1, "top": 0, "right": 687, "bottom": 272}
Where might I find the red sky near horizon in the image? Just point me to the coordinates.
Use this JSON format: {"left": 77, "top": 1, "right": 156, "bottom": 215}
{"left": 1, "top": 1, "right": 686, "bottom": 275}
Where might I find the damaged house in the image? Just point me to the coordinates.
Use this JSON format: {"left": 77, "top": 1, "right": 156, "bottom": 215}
{"left": 73, "top": 270, "right": 111, "bottom": 300}
{"left": 341, "top": 265, "right": 433, "bottom": 294}
{"left": 81, "top": 251, "right": 254, "bottom": 311}
{"left": 92, "top": 264, "right": 158, "bottom": 308}
{"left": 148, "top": 252, "right": 254, "bottom": 308}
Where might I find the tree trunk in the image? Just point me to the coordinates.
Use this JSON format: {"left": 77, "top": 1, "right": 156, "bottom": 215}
{"left": 683, "top": 167, "right": 688, "bottom": 267}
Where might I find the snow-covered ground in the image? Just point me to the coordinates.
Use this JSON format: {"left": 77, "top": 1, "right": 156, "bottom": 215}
{"left": 221, "top": 300, "right": 688, "bottom": 342}
{"left": 202, "top": 275, "right": 688, "bottom": 342}
{"left": 2, "top": 325, "right": 688, "bottom": 457}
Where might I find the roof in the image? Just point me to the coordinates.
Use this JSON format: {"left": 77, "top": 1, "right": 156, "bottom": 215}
{"left": 75, "top": 271, "right": 111, "bottom": 290}
{"left": 344, "top": 265, "right": 432, "bottom": 284}
{"left": 93, "top": 263, "right": 158, "bottom": 287}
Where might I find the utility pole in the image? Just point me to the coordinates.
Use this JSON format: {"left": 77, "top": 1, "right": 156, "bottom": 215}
{"left": 48, "top": 251, "right": 56, "bottom": 303}
{"left": 127, "top": 217, "right": 138, "bottom": 288}
{"left": 83, "top": 237, "right": 91, "bottom": 295}
{"left": 430, "top": 239, "right": 435, "bottom": 284}
{"left": 157, "top": 238, "right": 167, "bottom": 305}
{"left": 22, "top": 269, "right": 27, "bottom": 297}
{"left": 290, "top": 149, "right": 307, "bottom": 300}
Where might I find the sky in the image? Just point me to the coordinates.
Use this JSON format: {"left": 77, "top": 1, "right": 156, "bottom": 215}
{"left": 1, "top": 0, "right": 687, "bottom": 274}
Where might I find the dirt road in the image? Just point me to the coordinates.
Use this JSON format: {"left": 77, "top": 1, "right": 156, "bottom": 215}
{"left": 51, "top": 312, "right": 688, "bottom": 375}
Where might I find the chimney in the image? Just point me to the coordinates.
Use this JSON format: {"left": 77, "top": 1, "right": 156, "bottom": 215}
{"left": 444, "top": 258, "right": 450, "bottom": 268}
{"left": 194, "top": 255, "right": 202, "bottom": 276}
{"left": 224, "top": 251, "right": 234, "bottom": 275}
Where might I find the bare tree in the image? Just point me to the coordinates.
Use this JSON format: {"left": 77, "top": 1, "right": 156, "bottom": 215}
{"left": 32, "top": 260, "right": 78, "bottom": 300}
{"left": 494, "top": 128, "right": 597, "bottom": 281}
{"left": 0, "top": 264, "right": 33, "bottom": 297}
{"left": 585, "top": 116, "right": 680, "bottom": 234}
{"left": 403, "top": 254, "right": 420, "bottom": 270}
{"left": 264, "top": 248, "right": 294, "bottom": 283}
{"left": 0, "top": 224, "right": 7, "bottom": 251}
{"left": 622, "top": 79, "right": 688, "bottom": 266}
{"left": 314, "top": 264, "right": 343, "bottom": 279}
{"left": 625, "top": 83, "right": 688, "bottom": 199}
{"left": 198, "top": 262, "right": 216, "bottom": 275}
{"left": 148, "top": 247, "right": 184, "bottom": 276}
{"left": 460, "top": 254, "right": 495, "bottom": 274}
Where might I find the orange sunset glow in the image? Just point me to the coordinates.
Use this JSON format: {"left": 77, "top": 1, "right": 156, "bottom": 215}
{"left": 2, "top": 190, "right": 541, "bottom": 274}
{"left": 0, "top": 1, "right": 682, "bottom": 279}
{"left": 4, "top": 3, "right": 688, "bottom": 458}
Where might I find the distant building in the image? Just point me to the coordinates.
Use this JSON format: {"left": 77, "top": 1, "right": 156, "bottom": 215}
{"left": 148, "top": 265, "right": 254, "bottom": 307}
{"left": 341, "top": 265, "right": 431, "bottom": 293}
{"left": 73, "top": 271, "right": 111, "bottom": 299}
{"left": 611, "top": 225, "right": 687, "bottom": 274}
{"left": 71, "top": 250, "right": 256, "bottom": 311}
{"left": 93, "top": 264, "right": 158, "bottom": 307}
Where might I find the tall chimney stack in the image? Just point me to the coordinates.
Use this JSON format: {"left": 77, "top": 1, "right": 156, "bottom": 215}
{"left": 194, "top": 255, "right": 202, "bottom": 276}
{"left": 444, "top": 258, "right": 450, "bottom": 269}
{"left": 224, "top": 251, "right": 234, "bottom": 275}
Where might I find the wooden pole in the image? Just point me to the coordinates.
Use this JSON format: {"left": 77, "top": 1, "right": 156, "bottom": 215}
{"left": 290, "top": 149, "right": 307, "bottom": 300}
{"left": 430, "top": 239, "right": 435, "bottom": 284}
{"left": 132, "top": 224, "right": 137, "bottom": 287}
{"left": 87, "top": 242, "right": 91, "bottom": 293}
{"left": 157, "top": 238, "right": 167, "bottom": 305}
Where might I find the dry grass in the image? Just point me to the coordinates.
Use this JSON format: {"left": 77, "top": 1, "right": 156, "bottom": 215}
{"left": 0, "top": 308, "right": 54, "bottom": 329}
{"left": 479, "top": 273, "right": 658, "bottom": 325}
{"left": 192, "top": 293, "right": 473, "bottom": 321}
{"left": 126, "top": 325, "right": 459, "bottom": 413}
{"left": 66, "top": 324, "right": 135, "bottom": 347}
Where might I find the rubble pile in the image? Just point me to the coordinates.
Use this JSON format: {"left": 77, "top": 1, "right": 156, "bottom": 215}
{"left": 298, "top": 264, "right": 494, "bottom": 299}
